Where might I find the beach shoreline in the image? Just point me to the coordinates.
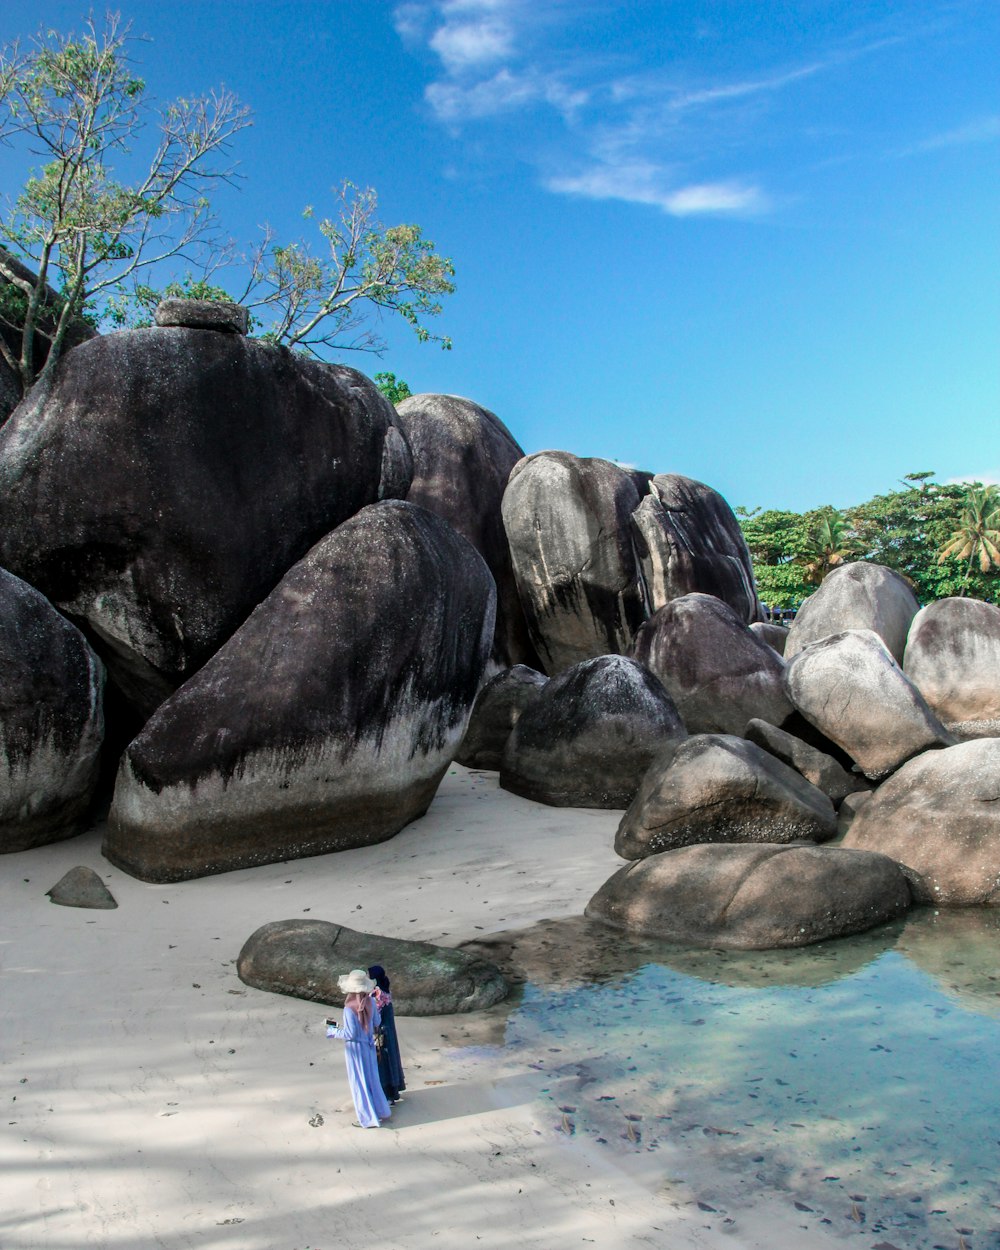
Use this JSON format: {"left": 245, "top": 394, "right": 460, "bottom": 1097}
{"left": 2, "top": 765, "right": 859, "bottom": 1249}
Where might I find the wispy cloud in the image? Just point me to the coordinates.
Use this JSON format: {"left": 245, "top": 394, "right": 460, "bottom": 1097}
{"left": 547, "top": 161, "right": 768, "bottom": 217}
{"left": 946, "top": 471, "right": 1000, "bottom": 487}
{"left": 899, "top": 114, "right": 1000, "bottom": 156}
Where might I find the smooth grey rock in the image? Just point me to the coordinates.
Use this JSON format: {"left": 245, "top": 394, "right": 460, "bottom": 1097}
{"left": 105, "top": 502, "right": 495, "bottom": 882}
{"left": 616, "top": 733, "right": 837, "bottom": 860}
{"left": 237, "top": 919, "right": 509, "bottom": 1015}
{"left": 0, "top": 330, "right": 409, "bottom": 716}
{"left": 0, "top": 567, "right": 104, "bottom": 852}
{"left": 500, "top": 655, "right": 686, "bottom": 809}
{"left": 631, "top": 473, "right": 760, "bottom": 622}
{"left": 903, "top": 597, "right": 1000, "bottom": 739}
{"left": 842, "top": 738, "right": 1000, "bottom": 906}
{"left": 629, "top": 593, "right": 794, "bottom": 734}
{"left": 154, "top": 298, "right": 249, "bottom": 334}
{"left": 836, "top": 789, "right": 872, "bottom": 838}
{"left": 784, "top": 562, "right": 919, "bottom": 664}
{"left": 749, "top": 621, "right": 789, "bottom": 655}
{"left": 586, "top": 842, "right": 911, "bottom": 949}
{"left": 501, "top": 451, "right": 647, "bottom": 674}
{"left": 784, "top": 629, "right": 954, "bottom": 780}
{"left": 394, "top": 394, "right": 536, "bottom": 669}
{"left": 455, "top": 665, "right": 548, "bottom": 770}
{"left": 744, "top": 718, "right": 870, "bottom": 807}
{"left": 46, "top": 865, "right": 117, "bottom": 909}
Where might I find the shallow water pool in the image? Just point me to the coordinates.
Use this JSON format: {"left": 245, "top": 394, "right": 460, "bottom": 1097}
{"left": 464, "top": 908, "right": 1000, "bottom": 1249}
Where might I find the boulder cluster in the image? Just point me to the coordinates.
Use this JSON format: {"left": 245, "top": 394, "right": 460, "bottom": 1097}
{"left": 2, "top": 300, "right": 998, "bottom": 956}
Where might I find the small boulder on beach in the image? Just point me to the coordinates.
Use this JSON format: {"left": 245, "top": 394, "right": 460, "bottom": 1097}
{"left": 46, "top": 865, "right": 118, "bottom": 909}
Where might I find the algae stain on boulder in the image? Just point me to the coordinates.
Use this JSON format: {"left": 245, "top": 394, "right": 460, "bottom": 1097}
{"left": 105, "top": 501, "right": 496, "bottom": 881}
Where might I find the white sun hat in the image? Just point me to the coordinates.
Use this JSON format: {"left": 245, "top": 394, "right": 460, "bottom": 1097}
{"left": 337, "top": 968, "right": 376, "bottom": 994}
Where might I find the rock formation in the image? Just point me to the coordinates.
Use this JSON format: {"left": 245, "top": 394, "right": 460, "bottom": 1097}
{"left": 744, "top": 718, "right": 869, "bottom": 806}
{"left": 500, "top": 655, "right": 685, "bottom": 808}
{"left": 903, "top": 597, "right": 1000, "bottom": 739}
{"left": 46, "top": 865, "right": 117, "bottom": 909}
{"left": 105, "top": 502, "right": 495, "bottom": 881}
{"left": 456, "top": 664, "right": 548, "bottom": 770}
{"left": 784, "top": 562, "right": 919, "bottom": 664}
{"left": 615, "top": 733, "right": 837, "bottom": 860}
{"left": 586, "top": 842, "right": 911, "bottom": 949}
{"left": 0, "top": 567, "right": 104, "bottom": 851}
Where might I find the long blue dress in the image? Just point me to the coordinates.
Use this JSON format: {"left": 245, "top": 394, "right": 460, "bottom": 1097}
{"left": 327, "top": 1000, "right": 391, "bottom": 1128}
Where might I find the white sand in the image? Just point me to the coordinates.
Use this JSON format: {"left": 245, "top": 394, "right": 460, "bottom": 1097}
{"left": 1, "top": 765, "right": 857, "bottom": 1249}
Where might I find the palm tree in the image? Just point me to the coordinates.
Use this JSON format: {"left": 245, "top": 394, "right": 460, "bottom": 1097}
{"left": 795, "top": 508, "right": 860, "bottom": 586}
{"left": 938, "top": 483, "right": 1000, "bottom": 594}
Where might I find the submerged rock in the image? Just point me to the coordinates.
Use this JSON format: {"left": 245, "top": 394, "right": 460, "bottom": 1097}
{"left": 586, "top": 842, "right": 911, "bottom": 949}
{"left": 500, "top": 655, "right": 686, "bottom": 808}
{"left": 0, "top": 567, "right": 104, "bottom": 852}
{"left": 456, "top": 664, "right": 548, "bottom": 770}
{"left": 842, "top": 738, "right": 1000, "bottom": 906}
{"left": 615, "top": 733, "right": 837, "bottom": 860}
{"left": 903, "top": 597, "right": 1000, "bottom": 739}
{"left": 237, "top": 919, "right": 509, "bottom": 1015}
{"left": 105, "top": 502, "right": 495, "bottom": 882}
{"left": 46, "top": 865, "right": 117, "bottom": 909}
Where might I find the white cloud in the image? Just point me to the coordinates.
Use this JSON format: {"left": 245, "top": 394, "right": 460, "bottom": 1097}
{"left": 945, "top": 472, "right": 1000, "bottom": 487}
{"left": 426, "top": 68, "right": 537, "bottom": 122}
{"left": 430, "top": 16, "right": 513, "bottom": 71}
{"left": 547, "top": 161, "right": 768, "bottom": 217}
{"left": 664, "top": 181, "right": 769, "bottom": 215}
{"left": 901, "top": 114, "right": 1000, "bottom": 155}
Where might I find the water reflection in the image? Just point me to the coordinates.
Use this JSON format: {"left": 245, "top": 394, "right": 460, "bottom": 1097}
{"left": 460, "top": 907, "right": 1000, "bottom": 1249}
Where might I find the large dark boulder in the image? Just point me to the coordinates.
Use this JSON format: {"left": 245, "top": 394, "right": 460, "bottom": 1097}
{"left": 842, "top": 738, "right": 1000, "bottom": 906}
{"left": 629, "top": 593, "right": 793, "bottom": 734}
{"left": 0, "top": 329, "right": 411, "bottom": 716}
{"left": 393, "top": 393, "right": 537, "bottom": 669}
{"left": 238, "top": 919, "right": 509, "bottom": 1015}
{"left": 784, "top": 628, "right": 954, "bottom": 779}
{"left": 630, "top": 473, "right": 760, "bottom": 622}
{"left": 455, "top": 664, "right": 548, "bottom": 770}
{"left": 104, "top": 502, "right": 496, "bottom": 882}
{"left": 615, "top": 733, "right": 837, "bottom": 860}
{"left": 586, "top": 842, "right": 911, "bottom": 949}
{"left": 501, "top": 451, "right": 647, "bottom": 674}
{"left": 744, "top": 718, "right": 870, "bottom": 807}
{"left": 0, "top": 567, "right": 104, "bottom": 851}
{"left": 500, "top": 655, "right": 686, "bottom": 809}
{"left": 784, "top": 562, "right": 919, "bottom": 664}
{"left": 903, "top": 597, "right": 1000, "bottom": 739}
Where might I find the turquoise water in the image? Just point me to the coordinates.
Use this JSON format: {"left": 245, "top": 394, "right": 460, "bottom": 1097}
{"left": 466, "top": 909, "right": 1000, "bottom": 1248}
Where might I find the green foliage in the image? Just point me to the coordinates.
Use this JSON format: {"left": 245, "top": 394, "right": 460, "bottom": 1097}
{"left": 739, "top": 475, "right": 1000, "bottom": 607}
{"left": 373, "top": 372, "right": 412, "bottom": 405}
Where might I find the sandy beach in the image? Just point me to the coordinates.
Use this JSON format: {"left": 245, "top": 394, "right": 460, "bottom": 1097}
{"left": 2, "top": 765, "right": 862, "bottom": 1250}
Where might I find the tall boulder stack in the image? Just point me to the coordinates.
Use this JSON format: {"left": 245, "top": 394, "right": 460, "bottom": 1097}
{"left": 501, "top": 451, "right": 647, "bottom": 674}
{"left": 0, "top": 328, "right": 411, "bottom": 717}
{"left": 393, "top": 393, "right": 536, "bottom": 669}
{"left": 629, "top": 592, "right": 794, "bottom": 734}
{"left": 903, "top": 597, "right": 1000, "bottom": 739}
{"left": 105, "top": 502, "right": 496, "bottom": 882}
{"left": 784, "top": 562, "right": 919, "bottom": 664}
{"left": 631, "top": 473, "right": 761, "bottom": 622}
{"left": 0, "top": 567, "right": 104, "bottom": 851}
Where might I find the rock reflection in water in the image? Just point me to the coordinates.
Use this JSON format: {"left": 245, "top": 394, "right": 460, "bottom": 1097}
{"left": 459, "top": 906, "right": 1000, "bottom": 1250}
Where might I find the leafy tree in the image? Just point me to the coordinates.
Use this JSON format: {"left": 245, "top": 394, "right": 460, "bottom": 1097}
{"left": 794, "top": 507, "right": 861, "bottom": 586}
{"left": 735, "top": 507, "right": 815, "bottom": 608}
{"left": 937, "top": 483, "right": 1000, "bottom": 594}
{"left": 0, "top": 13, "right": 250, "bottom": 396}
{"left": 373, "top": 372, "right": 412, "bottom": 405}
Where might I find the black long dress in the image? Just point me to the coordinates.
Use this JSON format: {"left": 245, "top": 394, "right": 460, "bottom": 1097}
{"left": 375, "top": 997, "right": 406, "bottom": 1102}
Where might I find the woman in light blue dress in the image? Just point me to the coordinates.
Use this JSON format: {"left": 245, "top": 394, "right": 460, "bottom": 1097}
{"left": 325, "top": 969, "right": 391, "bottom": 1128}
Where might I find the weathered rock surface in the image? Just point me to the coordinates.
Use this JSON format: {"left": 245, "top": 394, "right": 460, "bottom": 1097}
{"left": 744, "top": 718, "right": 869, "bottom": 807}
{"left": 837, "top": 789, "right": 872, "bottom": 838}
{"left": 784, "top": 562, "right": 919, "bottom": 664}
{"left": 105, "top": 502, "right": 496, "bottom": 882}
{"left": 394, "top": 393, "right": 536, "bottom": 669}
{"left": 237, "top": 919, "right": 509, "bottom": 1015}
{"left": 0, "top": 329, "right": 410, "bottom": 716}
{"left": 46, "top": 865, "right": 117, "bottom": 909}
{"left": 455, "top": 664, "right": 548, "bottom": 770}
{"left": 784, "top": 629, "right": 954, "bottom": 779}
{"left": 501, "top": 452, "right": 647, "bottom": 674}
{"left": 629, "top": 593, "right": 793, "bottom": 734}
{"left": 842, "top": 738, "right": 1000, "bottom": 906}
{"left": 500, "top": 655, "right": 686, "bottom": 808}
{"left": 749, "top": 621, "right": 789, "bottom": 655}
{"left": 0, "top": 567, "right": 104, "bottom": 852}
{"left": 631, "top": 473, "right": 760, "bottom": 622}
{"left": 153, "top": 298, "right": 249, "bottom": 334}
{"left": 586, "top": 842, "right": 911, "bottom": 949}
{"left": 616, "top": 733, "right": 837, "bottom": 860}
{"left": 903, "top": 597, "right": 1000, "bottom": 739}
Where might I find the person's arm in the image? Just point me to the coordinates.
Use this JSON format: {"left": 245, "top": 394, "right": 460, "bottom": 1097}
{"left": 325, "top": 1009, "right": 357, "bottom": 1041}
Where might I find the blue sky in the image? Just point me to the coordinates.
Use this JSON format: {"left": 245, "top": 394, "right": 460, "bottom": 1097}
{"left": 3, "top": 1, "right": 998, "bottom": 511}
